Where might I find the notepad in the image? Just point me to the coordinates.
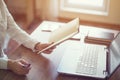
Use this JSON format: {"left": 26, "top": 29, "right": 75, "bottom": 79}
{"left": 85, "top": 31, "right": 114, "bottom": 46}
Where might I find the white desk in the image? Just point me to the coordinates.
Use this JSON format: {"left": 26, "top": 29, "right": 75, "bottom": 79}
{"left": 31, "top": 21, "right": 119, "bottom": 44}
{"left": 30, "top": 21, "right": 119, "bottom": 80}
{"left": 1, "top": 21, "right": 119, "bottom": 80}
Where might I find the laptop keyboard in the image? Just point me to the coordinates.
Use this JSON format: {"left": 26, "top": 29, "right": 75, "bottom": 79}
{"left": 76, "top": 44, "right": 99, "bottom": 75}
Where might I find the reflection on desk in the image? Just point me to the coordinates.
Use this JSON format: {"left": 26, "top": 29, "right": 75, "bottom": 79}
{"left": 0, "top": 40, "right": 106, "bottom": 80}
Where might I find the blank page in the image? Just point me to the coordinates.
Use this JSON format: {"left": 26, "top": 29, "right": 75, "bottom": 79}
{"left": 49, "top": 18, "right": 80, "bottom": 43}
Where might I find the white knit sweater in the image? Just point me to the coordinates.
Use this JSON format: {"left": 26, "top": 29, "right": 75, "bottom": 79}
{"left": 0, "top": 0, "right": 38, "bottom": 69}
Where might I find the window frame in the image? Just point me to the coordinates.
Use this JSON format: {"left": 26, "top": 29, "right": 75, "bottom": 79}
{"left": 60, "top": 0, "right": 110, "bottom": 16}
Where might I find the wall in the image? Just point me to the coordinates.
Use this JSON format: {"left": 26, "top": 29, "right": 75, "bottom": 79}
{"left": 5, "top": 0, "right": 120, "bottom": 25}
{"left": 5, "top": 0, "right": 26, "bottom": 14}
{"left": 58, "top": 0, "right": 120, "bottom": 25}
{"left": 36, "top": 0, "right": 58, "bottom": 20}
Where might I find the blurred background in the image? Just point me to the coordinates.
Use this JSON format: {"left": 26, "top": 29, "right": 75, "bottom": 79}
{"left": 4, "top": 0, "right": 120, "bottom": 31}
{"left": 4, "top": 0, "right": 120, "bottom": 54}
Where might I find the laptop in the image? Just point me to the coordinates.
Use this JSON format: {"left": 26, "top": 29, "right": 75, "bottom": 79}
{"left": 57, "top": 31, "right": 120, "bottom": 79}
{"left": 37, "top": 18, "right": 80, "bottom": 54}
{"left": 108, "top": 64, "right": 120, "bottom": 80}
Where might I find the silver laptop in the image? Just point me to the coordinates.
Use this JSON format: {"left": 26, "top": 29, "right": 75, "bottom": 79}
{"left": 108, "top": 64, "right": 120, "bottom": 80}
{"left": 57, "top": 32, "right": 120, "bottom": 79}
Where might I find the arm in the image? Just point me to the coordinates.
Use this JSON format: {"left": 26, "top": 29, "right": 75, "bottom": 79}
{"left": 5, "top": 8, "right": 55, "bottom": 53}
{"left": 0, "top": 0, "right": 54, "bottom": 75}
{"left": 5, "top": 6, "right": 38, "bottom": 51}
{"left": 0, "top": 0, "right": 35, "bottom": 71}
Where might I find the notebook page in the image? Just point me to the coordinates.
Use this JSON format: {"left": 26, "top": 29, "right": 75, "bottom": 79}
{"left": 49, "top": 18, "right": 80, "bottom": 43}
{"left": 37, "top": 18, "right": 80, "bottom": 54}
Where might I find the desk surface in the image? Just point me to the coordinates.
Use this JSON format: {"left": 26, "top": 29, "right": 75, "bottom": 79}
{"left": 0, "top": 21, "right": 119, "bottom": 80}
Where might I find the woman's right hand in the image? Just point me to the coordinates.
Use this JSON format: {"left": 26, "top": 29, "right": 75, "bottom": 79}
{"left": 35, "top": 42, "right": 56, "bottom": 54}
{"left": 7, "top": 59, "right": 31, "bottom": 75}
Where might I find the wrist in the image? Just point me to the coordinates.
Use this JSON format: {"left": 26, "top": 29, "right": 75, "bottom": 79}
{"left": 7, "top": 59, "right": 14, "bottom": 70}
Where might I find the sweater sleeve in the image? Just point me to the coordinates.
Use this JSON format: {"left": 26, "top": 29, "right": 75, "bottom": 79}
{"left": 0, "top": 58, "right": 8, "bottom": 69}
{"left": 4, "top": 3, "right": 38, "bottom": 51}
{"left": 0, "top": 50, "right": 8, "bottom": 69}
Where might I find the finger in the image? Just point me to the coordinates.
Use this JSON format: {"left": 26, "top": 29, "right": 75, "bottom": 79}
{"left": 22, "top": 64, "right": 31, "bottom": 68}
{"left": 51, "top": 46, "right": 56, "bottom": 49}
{"left": 42, "top": 44, "right": 50, "bottom": 48}
{"left": 20, "top": 63, "right": 31, "bottom": 72}
{"left": 43, "top": 49, "right": 53, "bottom": 54}
{"left": 10, "top": 60, "right": 30, "bottom": 75}
{"left": 48, "top": 48, "right": 54, "bottom": 51}
{"left": 19, "top": 59, "right": 29, "bottom": 65}
{"left": 42, "top": 42, "right": 54, "bottom": 48}
{"left": 19, "top": 59, "right": 31, "bottom": 69}
{"left": 49, "top": 42, "right": 54, "bottom": 45}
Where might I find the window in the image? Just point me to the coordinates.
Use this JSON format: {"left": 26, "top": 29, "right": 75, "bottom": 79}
{"left": 60, "top": 0, "right": 110, "bottom": 15}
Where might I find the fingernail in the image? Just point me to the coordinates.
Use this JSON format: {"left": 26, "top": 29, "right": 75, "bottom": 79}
{"left": 27, "top": 64, "right": 31, "bottom": 67}
{"left": 22, "top": 65, "right": 26, "bottom": 68}
{"left": 23, "top": 64, "right": 31, "bottom": 68}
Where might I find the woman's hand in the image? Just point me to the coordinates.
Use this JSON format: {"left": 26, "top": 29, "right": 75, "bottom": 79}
{"left": 7, "top": 59, "right": 31, "bottom": 75}
{"left": 35, "top": 42, "right": 56, "bottom": 54}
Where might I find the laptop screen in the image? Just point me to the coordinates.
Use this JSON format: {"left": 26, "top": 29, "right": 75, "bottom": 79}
{"left": 109, "top": 32, "right": 120, "bottom": 75}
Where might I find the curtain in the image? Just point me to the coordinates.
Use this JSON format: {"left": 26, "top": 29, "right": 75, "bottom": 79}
{"left": 39, "top": 0, "right": 59, "bottom": 21}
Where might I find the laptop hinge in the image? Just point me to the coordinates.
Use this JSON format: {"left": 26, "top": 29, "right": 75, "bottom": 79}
{"left": 103, "top": 70, "right": 108, "bottom": 77}
{"left": 105, "top": 47, "right": 110, "bottom": 77}
{"left": 104, "top": 47, "right": 109, "bottom": 53}
{"left": 104, "top": 47, "right": 110, "bottom": 76}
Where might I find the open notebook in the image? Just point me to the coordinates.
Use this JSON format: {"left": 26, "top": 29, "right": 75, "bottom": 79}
{"left": 37, "top": 18, "right": 80, "bottom": 54}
